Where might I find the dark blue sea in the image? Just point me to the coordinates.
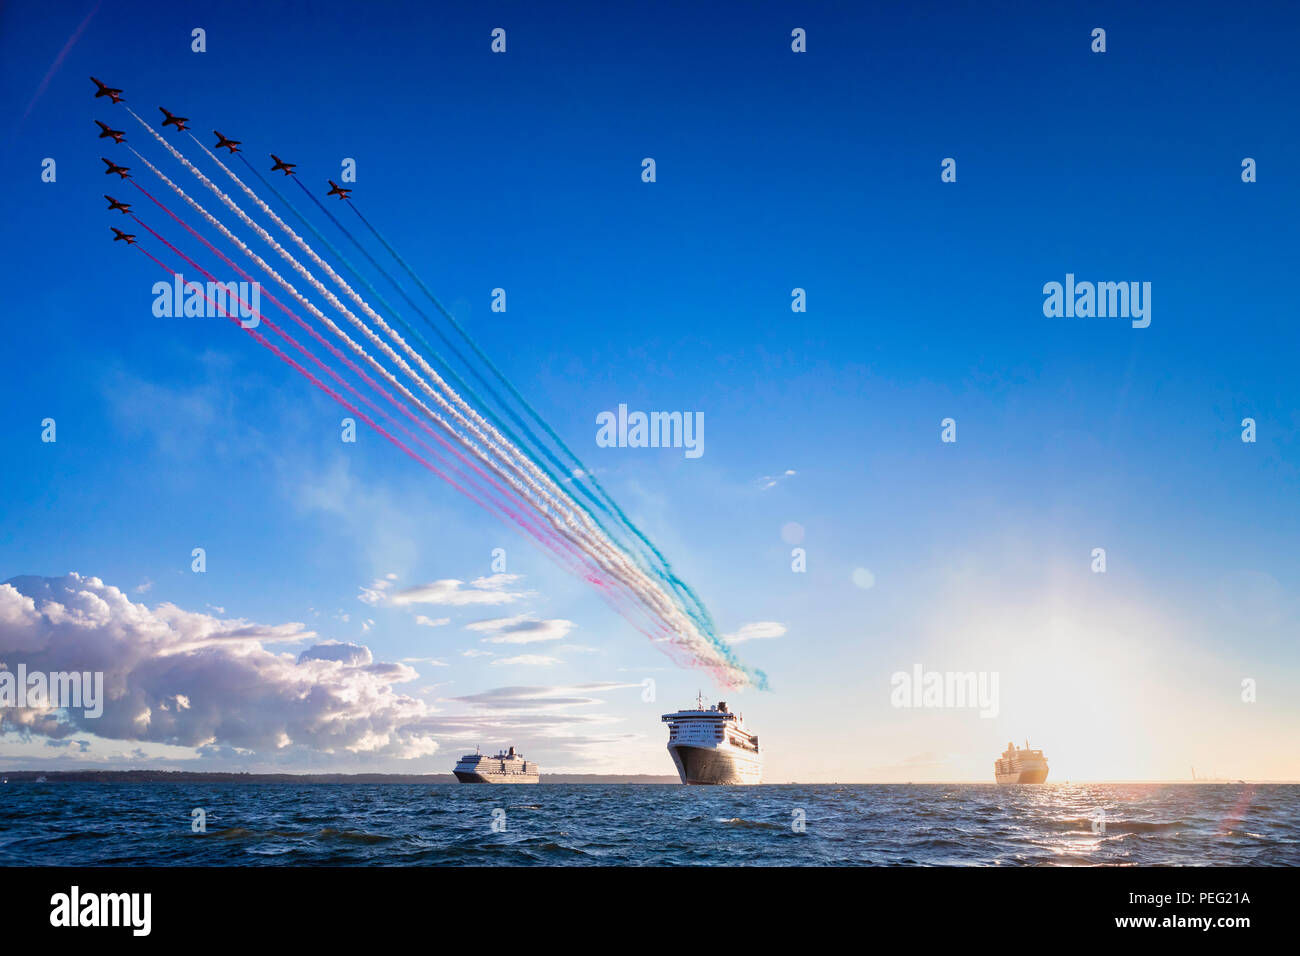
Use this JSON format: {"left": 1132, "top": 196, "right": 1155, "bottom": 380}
{"left": 1, "top": 783, "right": 1296, "bottom": 866}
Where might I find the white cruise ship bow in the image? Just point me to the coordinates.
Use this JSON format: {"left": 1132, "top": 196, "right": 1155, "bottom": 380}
{"left": 661, "top": 694, "right": 761, "bottom": 785}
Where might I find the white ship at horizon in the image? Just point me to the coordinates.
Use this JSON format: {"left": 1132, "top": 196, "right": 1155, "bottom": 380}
{"left": 661, "top": 694, "right": 761, "bottom": 785}
{"left": 994, "top": 740, "right": 1049, "bottom": 784}
{"left": 453, "top": 746, "right": 540, "bottom": 784}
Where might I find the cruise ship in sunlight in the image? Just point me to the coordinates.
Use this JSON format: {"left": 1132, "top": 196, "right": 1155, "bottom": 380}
{"left": 994, "top": 741, "right": 1049, "bottom": 784}
{"left": 662, "top": 694, "right": 762, "bottom": 785}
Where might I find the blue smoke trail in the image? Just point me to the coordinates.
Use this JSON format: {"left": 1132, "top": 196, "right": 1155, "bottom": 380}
{"left": 209, "top": 150, "right": 751, "bottom": 685}
{"left": 238, "top": 155, "right": 716, "bottom": 639}
{"left": 230, "top": 154, "right": 719, "bottom": 641}
{"left": 343, "top": 199, "right": 724, "bottom": 646}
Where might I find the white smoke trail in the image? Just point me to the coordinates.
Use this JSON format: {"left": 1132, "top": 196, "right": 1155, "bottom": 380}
{"left": 127, "top": 152, "right": 614, "bottom": 588}
{"left": 179, "top": 136, "right": 739, "bottom": 675}
{"left": 191, "top": 138, "right": 644, "bottom": 567}
{"left": 130, "top": 115, "right": 626, "bottom": 576}
{"left": 124, "top": 146, "right": 678, "bottom": 636}
{"left": 124, "top": 112, "right": 752, "bottom": 687}
{"left": 125, "top": 117, "right": 561, "bottom": 513}
{"left": 127, "top": 149, "right": 562, "bottom": 536}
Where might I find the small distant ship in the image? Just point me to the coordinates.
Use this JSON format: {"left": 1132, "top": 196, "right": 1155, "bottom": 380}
{"left": 662, "top": 694, "right": 761, "bottom": 785}
{"left": 453, "top": 746, "right": 540, "bottom": 784}
{"left": 994, "top": 740, "right": 1049, "bottom": 784}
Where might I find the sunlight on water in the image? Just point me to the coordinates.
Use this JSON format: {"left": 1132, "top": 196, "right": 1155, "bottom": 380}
{"left": 0, "top": 782, "right": 1295, "bottom": 866}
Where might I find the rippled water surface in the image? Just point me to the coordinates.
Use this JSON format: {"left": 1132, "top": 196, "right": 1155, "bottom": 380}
{"left": 1, "top": 783, "right": 1295, "bottom": 865}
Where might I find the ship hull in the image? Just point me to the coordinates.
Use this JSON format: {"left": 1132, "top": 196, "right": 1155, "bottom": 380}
{"left": 454, "top": 771, "right": 539, "bottom": 784}
{"left": 668, "top": 744, "right": 761, "bottom": 785}
{"left": 995, "top": 768, "right": 1049, "bottom": 784}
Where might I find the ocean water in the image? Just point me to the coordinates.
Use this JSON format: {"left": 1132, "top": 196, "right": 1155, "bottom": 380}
{"left": 1, "top": 782, "right": 1296, "bottom": 866}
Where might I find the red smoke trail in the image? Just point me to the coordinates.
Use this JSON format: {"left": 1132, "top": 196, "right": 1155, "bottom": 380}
{"left": 138, "top": 228, "right": 696, "bottom": 668}
{"left": 125, "top": 120, "right": 747, "bottom": 687}
{"left": 129, "top": 183, "right": 520, "bottom": 509}
{"left": 126, "top": 171, "right": 703, "bottom": 673}
{"left": 177, "top": 131, "right": 673, "bottom": 626}
{"left": 126, "top": 209, "right": 625, "bottom": 593}
{"left": 124, "top": 186, "right": 694, "bottom": 651}
{"left": 126, "top": 228, "right": 601, "bottom": 584}
{"left": 124, "top": 191, "right": 586, "bottom": 574}
{"left": 131, "top": 243, "right": 480, "bottom": 501}
{"left": 125, "top": 137, "right": 615, "bottom": 589}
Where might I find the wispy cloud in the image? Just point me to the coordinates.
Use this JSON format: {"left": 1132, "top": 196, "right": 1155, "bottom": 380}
{"left": 467, "top": 614, "right": 574, "bottom": 644}
{"left": 450, "top": 683, "right": 640, "bottom": 710}
{"left": 723, "top": 621, "right": 787, "bottom": 645}
{"left": 756, "top": 469, "right": 797, "bottom": 490}
{"left": 363, "top": 574, "right": 531, "bottom": 608}
{"left": 492, "top": 654, "right": 562, "bottom": 667}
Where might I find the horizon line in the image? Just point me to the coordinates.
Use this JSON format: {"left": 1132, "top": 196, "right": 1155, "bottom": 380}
{"left": 2, "top": 769, "right": 1294, "bottom": 785}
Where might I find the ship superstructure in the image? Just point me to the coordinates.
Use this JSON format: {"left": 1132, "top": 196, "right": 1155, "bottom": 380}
{"left": 661, "top": 694, "right": 761, "bottom": 785}
{"left": 453, "top": 746, "right": 540, "bottom": 784}
{"left": 994, "top": 740, "right": 1049, "bottom": 784}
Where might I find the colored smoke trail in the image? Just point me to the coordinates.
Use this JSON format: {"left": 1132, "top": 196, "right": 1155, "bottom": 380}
{"left": 186, "top": 133, "right": 617, "bottom": 549}
{"left": 124, "top": 198, "right": 593, "bottom": 584}
{"left": 124, "top": 150, "right": 661, "bottom": 620}
{"left": 237, "top": 152, "right": 582, "bottom": 519}
{"left": 131, "top": 242, "right": 501, "bottom": 525}
{"left": 346, "top": 198, "right": 725, "bottom": 645}
{"left": 176, "top": 122, "right": 754, "bottom": 686}
{"left": 121, "top": 136, "right": 544, "bottom": 519}
{"left": 131, "top": 200, "right": 680, "bottom": 653}
{"left": 237, "top": 152, "right": 707, "bottom": 637}
{"left": 120, "top": 107, "right": 760, "bottom": 689}
{"left": 126, "top": 116, "right": 582, "bottom": 544}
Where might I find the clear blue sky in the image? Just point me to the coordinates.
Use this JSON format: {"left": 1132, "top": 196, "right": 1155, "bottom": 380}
{"left": 1, "top": 0, "right": 1297, "bottom": 780}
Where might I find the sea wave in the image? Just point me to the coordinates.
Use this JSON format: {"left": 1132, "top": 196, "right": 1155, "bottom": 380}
{"left": 0, "top": 782, "right": 1295, "bottom": 866}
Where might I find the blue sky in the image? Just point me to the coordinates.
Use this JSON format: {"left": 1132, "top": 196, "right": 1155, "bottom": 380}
{"left": 1, "top": 0, "right": 1298, "bottom": 780}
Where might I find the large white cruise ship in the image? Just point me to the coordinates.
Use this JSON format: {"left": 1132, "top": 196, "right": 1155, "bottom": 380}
{"left": 453, "top": 746, "right": 540, "bottom": 783}
{"left": 661, "top": 695, "right": 761, "bottom": 785}
{"left": 994, "top": 740, "right": 1049, "bottom": 784}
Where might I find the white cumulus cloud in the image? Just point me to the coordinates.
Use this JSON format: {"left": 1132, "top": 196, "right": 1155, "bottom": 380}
{"left": 0, "top": 574, "right": 437, "bottom": 760}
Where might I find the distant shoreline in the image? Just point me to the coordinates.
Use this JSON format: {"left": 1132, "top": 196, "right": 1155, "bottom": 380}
{"left": 0, "top": 770, "right": 681, "bottom": 784}
{"left": 0, "top": 770, "right": 1292, "bottom": 785}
